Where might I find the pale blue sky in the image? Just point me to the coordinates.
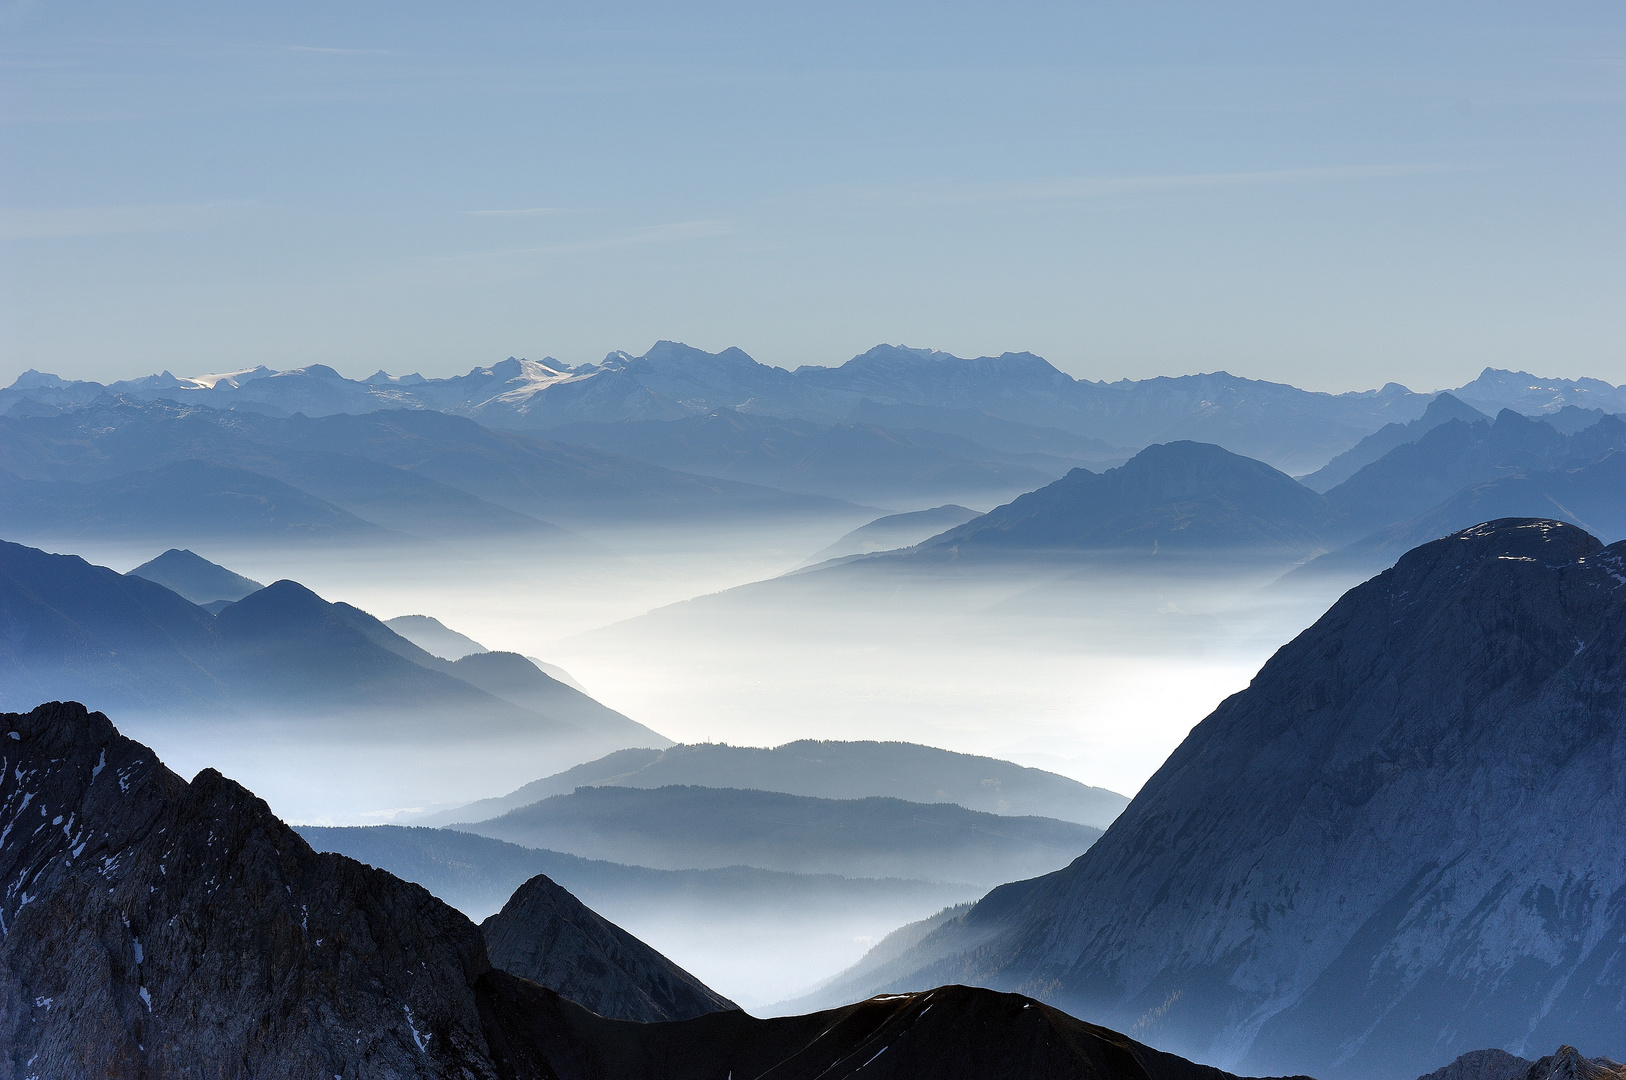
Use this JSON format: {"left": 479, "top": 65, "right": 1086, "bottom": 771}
{"left": 1, "top": 1, "right": 1621, "bottom": 391}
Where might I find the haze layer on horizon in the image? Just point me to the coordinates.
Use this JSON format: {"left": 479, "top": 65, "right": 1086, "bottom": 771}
{"left": 3, "top": 1, "right": 1621, "bottom": 392}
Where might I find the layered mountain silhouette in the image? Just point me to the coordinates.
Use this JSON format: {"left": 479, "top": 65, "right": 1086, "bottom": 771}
{"left": 1321, "top": 410, "right": 1626, "bottom": 530}
{"left": 2, "top": 342, "right": 1443, "bottom": 473}
{"left": 0, "top": 396, "right": 856, "bottom": 540}
{"left": 1300, "top": 392, "right": 1490, "bottom": 492}
{"left": 1304, "top": 450, "right": 1626, "bottom": 576}
{"left": 126, "top": 548, "right": 264, "bottom": 605}
{"left": 0, "top": 701, "right": 1311, "bottom": 1079}
{"left": 803, "top": 505, "right": 981, "bottom": 564}
{"left": 544, "top": 410, "right": 1059, "bottom": 502}
{"left": 300, "top": 823, "right": 974, "bottom": 927}
{"left": 0, "top": 538, "right": 666, "bottom": 757}
{"left": 427, "top": 740, "right": 1128, "bottom": 829}
{"left": 0, "top": 458, "right": 398, "bottom": 544}
{"left": 454, "top": 784, "right": 1100, "bottom": 886}
{"left": 810, "top": 519, "right": 1626, "bottom": 1077}
{"left": 911, "top": 441, "right": 1332, "bottom": 559}
{"left": 385, "top": 614, "right": 491, "bottom": 660}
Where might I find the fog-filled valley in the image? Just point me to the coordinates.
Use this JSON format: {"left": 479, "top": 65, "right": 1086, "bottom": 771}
{"left": 4, "top": 350, "right": 1626, "bottom": 1071}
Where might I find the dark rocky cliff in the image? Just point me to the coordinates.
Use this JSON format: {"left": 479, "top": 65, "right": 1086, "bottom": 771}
{"left": 0, "top": 701, "right": 500, "bottom": 1077}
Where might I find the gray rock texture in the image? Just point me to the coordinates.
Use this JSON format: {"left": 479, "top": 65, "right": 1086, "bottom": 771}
{"left": 481, "top": 873, "right": 735, "bottom": 1022}
{"left": 1417, "top": 1049, "right": 1534, "bottom": 1080}
{"left": 0, "top": 702, "right": 1298, "bottom": 1080}
{"left": 0, "top": 701, "right": 502, "bottom": 1077}
{"left": 825, "top": 519, "right": 1626, "bottom": 1079}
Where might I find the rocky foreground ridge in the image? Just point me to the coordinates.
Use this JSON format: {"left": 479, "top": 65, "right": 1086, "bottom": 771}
{"left": 822, "top": 519, "right": 1626, "bottom": 1077}
{"left": 0, "top": 701, "right": 1320, "bottom": 1079}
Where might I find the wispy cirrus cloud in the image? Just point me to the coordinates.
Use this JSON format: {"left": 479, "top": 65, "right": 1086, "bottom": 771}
{"left": 0, "top": 200, "right": 257, "bottom": 240}
{"left": 824, "top": 163, "right": 1468, "bottom": 209}
{"left": 286, "top": 45, "right": 394, "bottom": 55}
{"left": 460, "top": 207, "right": 579, "bottom": 218}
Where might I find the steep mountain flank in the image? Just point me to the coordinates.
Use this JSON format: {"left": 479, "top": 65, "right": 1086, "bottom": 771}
{"left": 825, "top": 519, "right": 1626, "bottom": 1078}
{"left": 480, "top": 873, "right": 737, "bottom": 1022}
{"left": 0, "top": 701, "right": 505, "bottom": 1075}
{"left": 1321, "top": 411, "right": 1626, "bottom": 531}
{"left": 1300, "top": 392, "right": 1489, "bottom": 492}
{"left": 1300, "top": 450, "right": 1626, "bottom": 578}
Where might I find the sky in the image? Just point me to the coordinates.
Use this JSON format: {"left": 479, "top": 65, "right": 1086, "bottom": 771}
{"left": 1, "top": 1, "right": 1621, "bottom": 392}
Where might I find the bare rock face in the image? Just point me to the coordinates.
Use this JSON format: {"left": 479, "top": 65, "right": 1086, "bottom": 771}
{"left": 1416, "top": 1049, "right": 1535, "bottom": 1080}
{"left": 0, "top": 701, "right": 503, "bottom": 1078}
{"left": 481, "top": 873, "right": 735, "bottom": 1022}
{"left": 1521, "top": 1048, "right": 1626, "bottom": 1080}
{"left": 0, "top": 701, "right": 1314, "bottom": 1080}
{"left": 838, "top": 519, "right": 1626, "bottom": 1078}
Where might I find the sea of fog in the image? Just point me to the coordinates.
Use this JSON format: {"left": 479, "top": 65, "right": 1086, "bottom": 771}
{"left": 59, "top": 513, "right": 1368, "bottom": 1007}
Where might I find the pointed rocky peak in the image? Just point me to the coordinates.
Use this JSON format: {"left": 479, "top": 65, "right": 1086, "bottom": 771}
{"left": 1523, "top": 1048, "right": 1626, "bottom": 1080}
{"left": 481, "top": 873, "right": 736, "bottom": 1022}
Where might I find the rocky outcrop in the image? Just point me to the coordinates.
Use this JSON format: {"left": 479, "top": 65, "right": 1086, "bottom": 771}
{"left": 1520, "top": 1049, "right": 1626, "bottom": 1080}
{"left": 823, "top": 519, "right": 1626, "bottom": 1078}
{"left": 0, "top": 701, "right": 1315, "bottom": 1080}
{"left": 1416, "top": 1049, "right": 1534, "bottom": 1080}
{"left": 481, "top": 873, "right": 735, "bottom": 1022}
{"left": 0, "top": 701, "right": 500, "bottom": 1077}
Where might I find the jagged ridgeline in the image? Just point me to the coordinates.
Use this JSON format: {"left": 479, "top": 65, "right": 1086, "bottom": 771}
{"left": 814, "top": 518, "right": 1626, "bottom": 1077}
{"left": 0, "top": 701, "right": 1315, "bottom": 1079}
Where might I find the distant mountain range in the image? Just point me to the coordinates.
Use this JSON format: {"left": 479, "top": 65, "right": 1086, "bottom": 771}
{"left": 0, "top": 396, "right": 858, "bottom": 544}
{"left": 1299, "top": 392, "right": 1491, "bottom": 492}
{"left": 809, "top": 408, "right": 1626, "bottom": 570}
{"left": 912, "top": 441, "right": 1331, "bottom": 559}
{"left": 0, "top": 700, "right": 1307, "bottom": 1079}
{"left": 455, "top": 784, "right": 1101, "bottom": 887}
{"left": 804, "top": 520, "right": 1626, "bottom": 1077}
{"left": 425, "top": 740, "right": 1128, "bottom": 829}
{"left": 4, "top": 355, "right": 1624, "bottom": 536}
